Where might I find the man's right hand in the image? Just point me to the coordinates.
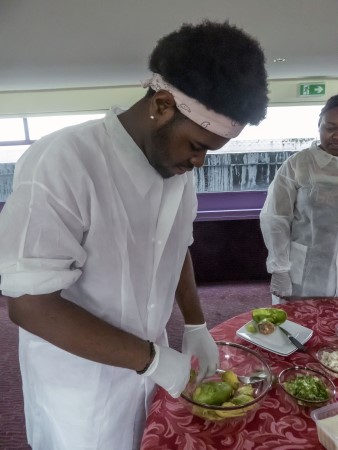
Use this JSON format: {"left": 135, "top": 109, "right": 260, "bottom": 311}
{"left": 144, "top": 344, "right": 191, "bottom": 398}
{"left": 270, "top": 272, "right": 292, "bottom": 298}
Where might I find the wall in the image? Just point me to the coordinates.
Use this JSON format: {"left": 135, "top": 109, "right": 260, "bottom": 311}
{"left": 191, "top": 219, "right": 269, "bottom": 282}
{"left": 268, "top": 78, "right": 338, "bottom": 105}
{"left": 1, "top": 78, "right": 338, "bottom": 116}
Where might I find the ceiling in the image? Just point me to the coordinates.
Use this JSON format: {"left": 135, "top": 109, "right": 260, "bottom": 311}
{"left": 1, "top": 0, "right": 338, "bottom": 92}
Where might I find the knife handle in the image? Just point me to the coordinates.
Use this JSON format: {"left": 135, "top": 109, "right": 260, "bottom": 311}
{"left": 288, "top": 336, "right": 306, "bottom": 351}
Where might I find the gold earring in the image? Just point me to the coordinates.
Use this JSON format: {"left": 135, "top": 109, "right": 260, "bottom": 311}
{"left": 150, "top": 115, "right": 155, "bottom": 120}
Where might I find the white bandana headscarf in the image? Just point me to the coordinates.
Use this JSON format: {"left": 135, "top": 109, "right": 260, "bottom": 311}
{"left": 142, "top": 73, "right": 246, "bottom": 139}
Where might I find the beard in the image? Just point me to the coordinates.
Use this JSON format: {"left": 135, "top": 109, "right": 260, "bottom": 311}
{"left": 144, "top": 114, "right": 185, "bottom": 179}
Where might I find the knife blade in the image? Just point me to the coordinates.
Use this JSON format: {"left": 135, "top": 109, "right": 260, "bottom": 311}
{"left": 279, "top": 326, "right": 307, "bottom": 351}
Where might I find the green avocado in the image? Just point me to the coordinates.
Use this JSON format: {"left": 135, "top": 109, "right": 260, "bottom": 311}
{"left": 252, "top": 308, "right": 287, "bottom": 325}
{"left": 192, "top": 381, "right": 233, "bottom": 406}
{"left": 231, "top": 394, "right": 255, "bottom": 405}
{"left": 236, "top": 385, "right": 254, "bottom": 396}
{"left": 245, "top": 321, "right": 258, "bottom": 333}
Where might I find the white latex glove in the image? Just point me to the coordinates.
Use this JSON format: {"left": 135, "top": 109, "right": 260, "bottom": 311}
{"left": 144, "top": 344, "right": 191, "bottom": 398}
{"left": 182, "top": 323, "right": 219, "bottom": 382}
{"left": 272, "top": 293, "right": 284, "bottom": 305}
{"left": 270, "top": 272, "right": 292, "bottom": 298}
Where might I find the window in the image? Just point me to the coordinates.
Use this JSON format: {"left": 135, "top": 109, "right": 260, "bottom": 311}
{"left": 232, "top": 105, "right": 322, "bottom": 140}
{"left": 214, "top": 104, "right": 323, "bottom": 154}
{"left": 195, "top": 104, "right": 324, "bottom": 195}
{"left": 0, "top": 113, "right": 105, "bottom": 163}
{"left": 27, "top": 114, "right": 105, "bottom": 140}
{"left": 0, "top": 145, "right": 30, "bottom": 163}
{"left": 0, "top": 104, "right": 325, "bottom": 206}
{"left": 193, "top": 104, "right": 325, "bottom": 220}
{"left": 0, "top": 118, "right": 26, "bottom": 141}
{"left": 0, "top": 112, "right": 105, "bottom": 201}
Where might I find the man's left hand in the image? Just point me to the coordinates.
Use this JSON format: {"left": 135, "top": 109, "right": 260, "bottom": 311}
{"left": 182, "top": 323, "right": 219, "bottom": 382}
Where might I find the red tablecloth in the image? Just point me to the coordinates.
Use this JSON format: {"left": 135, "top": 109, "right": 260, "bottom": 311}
{"left": 141, "top": 298, "right": 338, "bottom": 450}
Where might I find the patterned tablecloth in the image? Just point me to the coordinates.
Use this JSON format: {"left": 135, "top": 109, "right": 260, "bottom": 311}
{"left": 140, "top": 298, "right": 338, "bottom": 450}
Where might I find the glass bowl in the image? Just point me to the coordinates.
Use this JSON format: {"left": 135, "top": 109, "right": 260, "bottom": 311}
{"left": 278, "top": 365, "right": 336, "bottom": 408}
{"left": 316, "top": 344, "right": 338, "bottom": 379}
{"left": 180, "top": 341, "right": 273, "bottom": 423}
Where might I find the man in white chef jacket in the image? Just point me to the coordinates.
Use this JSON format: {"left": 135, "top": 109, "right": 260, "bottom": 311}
{"left": 0, "top": 21, "right": 268, "bottom": 450}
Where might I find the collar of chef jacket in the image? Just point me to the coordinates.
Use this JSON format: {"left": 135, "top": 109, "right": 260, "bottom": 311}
{"left": 103, "top": 107, "right": 191, "bottom": 198}
{"left": 311, "top": 140, "right": 338, "bottom": 168}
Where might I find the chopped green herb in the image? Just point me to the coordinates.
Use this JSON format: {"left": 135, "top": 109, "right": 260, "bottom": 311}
{"left": 283, "top": 375, "right": 330, "bottom": 402}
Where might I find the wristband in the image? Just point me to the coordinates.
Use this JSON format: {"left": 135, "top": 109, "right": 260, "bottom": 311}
{"left": 136, "top": 341, "right": 156, "bottom": 375}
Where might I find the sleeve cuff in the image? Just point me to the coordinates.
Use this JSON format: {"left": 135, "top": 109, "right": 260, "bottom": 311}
{"left": 0, "top": 269, "right": 82, "bottom": 296}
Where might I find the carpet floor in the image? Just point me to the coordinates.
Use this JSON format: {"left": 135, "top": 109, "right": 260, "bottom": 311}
{"left": 0, "top": 280, "right": 271, "bottom": 449}
{"left": 0, "top": 296, "right": 28, "bottom": 450}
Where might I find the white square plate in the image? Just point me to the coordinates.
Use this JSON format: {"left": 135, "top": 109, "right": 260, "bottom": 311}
{"left": 236, "top": 319, "right": 313, "bottom": 356}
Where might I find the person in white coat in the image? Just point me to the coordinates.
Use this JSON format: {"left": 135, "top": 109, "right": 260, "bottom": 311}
{"left": 260, "top": 95, "right": 338, "bottom": 303}
{"left": 0, "top": 20, "right": 268, "bottom": 450}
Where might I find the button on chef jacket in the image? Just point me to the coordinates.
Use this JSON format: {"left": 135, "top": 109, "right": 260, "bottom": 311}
{"left": 0, "top": 107, "right": 197, "bottom": 450}
{"left": 260, "top": 141, "right": 338, "bottom": 298}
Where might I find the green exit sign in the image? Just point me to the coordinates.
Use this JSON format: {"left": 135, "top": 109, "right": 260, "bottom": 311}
{"left": 299, "top": 83, "right": 326, "bottom": 96}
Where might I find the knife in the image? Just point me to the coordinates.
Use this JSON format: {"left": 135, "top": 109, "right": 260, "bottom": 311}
{"left": 279, "top": 326, "right": 307, "bottom": 351}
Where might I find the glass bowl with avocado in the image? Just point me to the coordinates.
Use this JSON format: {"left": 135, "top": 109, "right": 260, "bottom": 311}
{"left": 278, "top": 366, "right": 336, "bottom": 408}
{"left": 180, "top": 342, "right": 273, "bottom": 423}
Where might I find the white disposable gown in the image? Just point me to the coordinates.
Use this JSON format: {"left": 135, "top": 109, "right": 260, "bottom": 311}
{"left": 260, "top": 141, "right": 338, "bottom": 298}
{"left": 0, "top": 107, "right": 197, "bottom": 450}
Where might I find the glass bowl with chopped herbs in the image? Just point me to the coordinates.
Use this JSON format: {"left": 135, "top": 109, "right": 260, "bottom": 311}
{"left": 278, "top": 366, "right": 336, "bottom": 408}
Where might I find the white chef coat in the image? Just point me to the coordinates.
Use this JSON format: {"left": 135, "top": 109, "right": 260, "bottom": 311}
{"left": 260, "top": 141, "right": 338, "bottom": 298}
{"left": 0, "top": 107, "right": 197, "bottom": 450}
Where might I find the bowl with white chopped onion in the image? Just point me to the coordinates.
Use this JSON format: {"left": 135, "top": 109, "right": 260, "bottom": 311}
{"left": 316, "top": 345, "right": 338, "bottom": 379}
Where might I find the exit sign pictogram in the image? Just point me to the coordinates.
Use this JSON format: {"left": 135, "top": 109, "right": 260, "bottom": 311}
{"left": 299, "top": 83, "right": 326, "bottom": 96}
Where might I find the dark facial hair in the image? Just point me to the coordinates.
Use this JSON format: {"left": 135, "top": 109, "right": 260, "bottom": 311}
{"left": 145, "top": 113, "right": 187, "bottom": 179}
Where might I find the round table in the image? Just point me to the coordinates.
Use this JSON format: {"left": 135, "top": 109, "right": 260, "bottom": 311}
{"left": 140, "top": 298, "right": 338, "bottom": 450}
